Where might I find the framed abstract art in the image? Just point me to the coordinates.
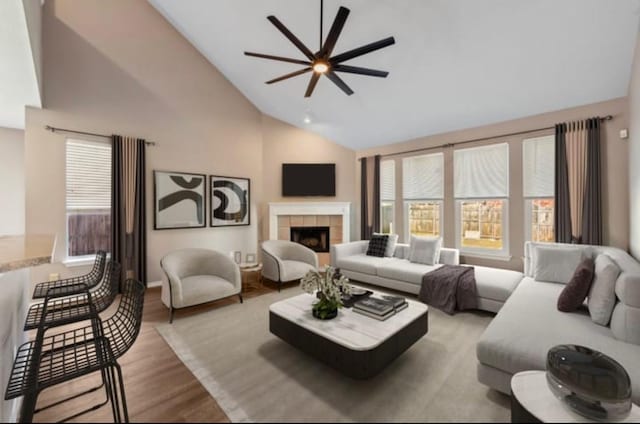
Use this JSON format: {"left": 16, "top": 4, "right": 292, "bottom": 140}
{"left": 210, "top": 175, "right": 250, "bottom": 227}
{"left": 154, "top": 170, "right": 206, "bottom": 229}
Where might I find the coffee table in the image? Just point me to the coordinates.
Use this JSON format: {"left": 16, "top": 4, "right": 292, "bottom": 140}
{"left": 269, "top": 291, "right": 428, "bottom": 379}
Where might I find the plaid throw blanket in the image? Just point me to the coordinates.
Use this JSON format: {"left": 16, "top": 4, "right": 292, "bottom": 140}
{"left": 419, "top": 265, "right": 478, "bottom": 315}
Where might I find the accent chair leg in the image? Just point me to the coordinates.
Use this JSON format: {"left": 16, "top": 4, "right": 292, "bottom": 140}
{"left": 169, "top": 306, "right": 174, "bottom": 324}
{"left": 238, "top": 294, "right": 243, "bottom": 304}
{"left": 278, "top": 280, "right": 282, "bottom": 292}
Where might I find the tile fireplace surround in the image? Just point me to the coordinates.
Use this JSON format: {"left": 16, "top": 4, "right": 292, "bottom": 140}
{"left": 268, "top": 202, "right": 351, "bottom": 266}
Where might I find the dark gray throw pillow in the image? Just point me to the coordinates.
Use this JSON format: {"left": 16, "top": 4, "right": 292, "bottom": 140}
{"left": 366, "top": 234, "right": 389, "bottom": 257}
{"left": 557, "top": 257, "right": 595, "bottom": 312}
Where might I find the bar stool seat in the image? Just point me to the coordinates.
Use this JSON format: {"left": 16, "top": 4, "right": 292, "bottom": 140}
{"left": 24, "top": 261, "right": 120, "bottom": 331}
{"left": 32, "top": 251, "right": 107, "bottom": 299}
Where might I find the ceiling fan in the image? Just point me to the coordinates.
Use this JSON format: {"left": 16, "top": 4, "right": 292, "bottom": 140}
{"left": 244, "top": 0, "right": 395, "bottom": 97}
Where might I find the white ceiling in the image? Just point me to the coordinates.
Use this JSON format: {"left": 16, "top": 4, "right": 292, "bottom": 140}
{"left": 0, "top": 0, "right": 41, "bottom": 129}
{"left": 150, "top": 0, "right": 640, "bottom": 150}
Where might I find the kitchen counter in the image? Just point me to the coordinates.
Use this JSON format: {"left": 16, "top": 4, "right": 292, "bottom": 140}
{"left": 0, "top": 234, "right": 56, "bottom": 273}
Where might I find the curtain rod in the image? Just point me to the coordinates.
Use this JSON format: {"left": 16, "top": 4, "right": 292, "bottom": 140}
{"left": 380, "top": 115, "right": 613, "bottom": 158}
{"left": 45, "top": 125, "right": 156, "bottom": 146}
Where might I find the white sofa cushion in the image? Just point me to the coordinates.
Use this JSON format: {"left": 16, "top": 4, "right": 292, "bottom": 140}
{"left": 408, "top": 236, "right": 442, "bottom": 265}
{"left": 376, "top": 258, "right": 441, "bottom": 285}
{"left": 588, "top": 254, "right": 621, "bottom": 326}
{"left": 533, "top": 245, "right": 585, "bottom": 284}
{"left": 477, "top": 277, "right": 640, "bottom": 403}
{"left": 473, "top": 265, "right": 524, "bottom": 303}
{"left": 335, "top": 253, "right": 382, "bottom": 275}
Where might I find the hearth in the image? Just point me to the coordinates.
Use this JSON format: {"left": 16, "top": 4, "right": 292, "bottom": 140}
{"left": 291, "top": 226, "right": 330, "bottom": 253}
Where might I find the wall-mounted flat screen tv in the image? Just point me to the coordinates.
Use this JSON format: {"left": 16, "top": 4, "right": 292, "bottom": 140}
{"left": 282, "top": 163, "right": 336, "bottom": 196}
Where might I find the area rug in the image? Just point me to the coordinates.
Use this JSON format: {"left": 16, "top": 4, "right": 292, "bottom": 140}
{"left": 155, "top": 288, "right": 509, "bottom": 422}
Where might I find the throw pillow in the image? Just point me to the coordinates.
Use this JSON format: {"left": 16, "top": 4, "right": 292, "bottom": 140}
{"left": 408, "top": 235, "right": 442, "bottom": 265}
{"left": 373, "top": 233, "right": 399, "bottom": 257}
{"left": 366, "top": 234, "right": 389, "bottom": 257}
{"left": 557, "top": 258, "right": 595, "bottom": 312}
{"left": 588, "top": 254, "right": 622, "bottom": 326}
{"left": 533, "top": 246, "right": 586, "bottom": 284}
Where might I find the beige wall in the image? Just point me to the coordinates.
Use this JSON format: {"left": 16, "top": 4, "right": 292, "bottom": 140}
{"left": 22, "top": 0, "right": 42, "bottom": 100}
{"left": 630, "top": 29, "right": 640, "bottom": 260}
{"left": 25, "top": 0, "right": 264, "bottom": 283}
{"left": 357, "top": 97, "right": 629, "bottom": 271}
{"left": 260, "top": 115, "right": 357, "bottom": 242}
{"left": 24, "top": 0, "right": 357, "bottom": 284}
{"left": 0, "top": 127, "right": 25, "bottom": 236}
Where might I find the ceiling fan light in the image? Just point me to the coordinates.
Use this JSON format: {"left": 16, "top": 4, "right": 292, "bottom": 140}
{"left": 312, "top": 61, "right": 329, "bottom": 73}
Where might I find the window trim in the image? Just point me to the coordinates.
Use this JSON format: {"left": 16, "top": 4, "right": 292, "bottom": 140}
{"left": 455, "top": 198, "right": 510, "bottom": 259}
{"left": 403, "top": 199, "right": 443, "bottom": 241}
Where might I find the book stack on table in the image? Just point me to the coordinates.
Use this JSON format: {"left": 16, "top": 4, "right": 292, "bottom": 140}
{"left": 353, "top": 295, "right": 408, "bottom": 321}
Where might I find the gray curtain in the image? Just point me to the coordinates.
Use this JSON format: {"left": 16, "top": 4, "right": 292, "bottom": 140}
{"left": 554, "top": 118, "right": 602, "bottom": 245}
{"left": 360, "top": 155, "right": 381, "bottom": 239}
{"left": 554, "top": 123, "right": 572, "bottom": 243}
{"left": 112, "top": 135, "right": 147, "bottom": 287}
{"left": 581, "top": 118, "right": 602, "bottom": 245}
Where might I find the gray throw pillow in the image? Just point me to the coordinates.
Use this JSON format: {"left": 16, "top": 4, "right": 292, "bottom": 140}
{"left": 588, "top": 254, "right": 621, "bottom": 326}
{"left": 408, "top": 236, "right": 442, "bottom": 265}
{"left": 534, "top": 245, "right": 585, "bottom": 284}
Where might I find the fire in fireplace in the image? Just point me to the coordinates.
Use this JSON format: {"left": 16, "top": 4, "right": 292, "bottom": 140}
{"left": 290, "top": 226, "right": 330, "bottom": 253}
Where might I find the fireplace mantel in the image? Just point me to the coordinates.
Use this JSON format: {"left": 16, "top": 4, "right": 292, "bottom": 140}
{"left": 268, "top": 202, "right": 351, "bottom": 243}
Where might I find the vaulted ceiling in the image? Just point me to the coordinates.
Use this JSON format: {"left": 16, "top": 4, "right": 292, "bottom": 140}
{"left": 150, "top": 0, "right": 640, "bottom": 150}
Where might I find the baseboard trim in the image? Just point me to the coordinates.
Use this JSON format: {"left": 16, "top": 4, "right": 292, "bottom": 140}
{"left": 147, "top": 280, "right": 162, "bottom": 288}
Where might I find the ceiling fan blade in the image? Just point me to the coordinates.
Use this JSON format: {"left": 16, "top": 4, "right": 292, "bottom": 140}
{"left": 267, "top": 15, "right": 316, "bottom": 61}
{"left": 320, "top": 6, "right": 350, "bottom": 58}
{"left": 330, "top": 36, "right": 395, "bottom": 64}
{"left": 326, "top": 71, "right": 354, "bottom": 96}
{"left": 333, "top": 64, "right": 389, "bottom": 78}
{"left": 266, "top": 67, "right": 312, "bottom": 84}
{"left": 245, "top": 52, "right": 310, "bottom": 66}
{"left": 304, "top": 73, "right": 321, "bottom": 97}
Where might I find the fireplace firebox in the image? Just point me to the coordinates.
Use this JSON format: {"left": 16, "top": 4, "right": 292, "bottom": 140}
{"left": 290, "top": 226, "right": 330, "bottom": 253}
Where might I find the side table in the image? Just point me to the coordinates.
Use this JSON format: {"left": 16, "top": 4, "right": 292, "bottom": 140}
{"left": 511, "top": 370, "right": 640, "bottom": 423}
{"left": 240, "top": 263, "right": 263, "bottom": 292}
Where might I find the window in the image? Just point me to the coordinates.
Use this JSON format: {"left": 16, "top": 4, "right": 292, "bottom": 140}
{"left": 380, "top": 159, "right": 395, "bottom": 233}
{"left": 454, "top": 143, "right": 509, "bottom": 256}
{"left": 523, "top": 135, "right": 555, "bottom": 242}
{"left": 403, "top": 153, "right": 443, "bottom": 238}
{"left": 66, "top": 139, "right": 112, "bottom": 258}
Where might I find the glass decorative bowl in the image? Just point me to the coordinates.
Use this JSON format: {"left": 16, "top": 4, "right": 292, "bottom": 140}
{"left": 546, "top": 344, "right": 632, "bottom": 421}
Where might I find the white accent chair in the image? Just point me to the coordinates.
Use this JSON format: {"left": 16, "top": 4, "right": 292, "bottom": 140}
{"left": 261, "top": 240, "right": 319, "bottom": 291}
{"left": 160, "top": 248, "right": 242, "bottom": 323}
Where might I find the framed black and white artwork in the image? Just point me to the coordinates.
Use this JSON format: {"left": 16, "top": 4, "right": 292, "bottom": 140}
{"left": 154, "top": 170, "right": 206, "bottom": 230}
{"left": 210, "top": 175, "right": 250, "bottom": 227}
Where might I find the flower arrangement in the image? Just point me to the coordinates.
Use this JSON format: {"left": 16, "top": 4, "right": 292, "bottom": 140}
{"left": 300, "top": 266, "right": 351, "bottom": 320}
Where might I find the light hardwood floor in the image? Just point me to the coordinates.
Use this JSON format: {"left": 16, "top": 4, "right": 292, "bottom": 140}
{"left": 32, "top": 279, "right": 289, "bottom": 423}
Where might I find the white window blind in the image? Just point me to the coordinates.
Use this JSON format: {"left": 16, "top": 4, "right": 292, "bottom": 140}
{"left": 523, "top": 135, "right": 555, "bottom": 198}
{"left": 454, "top": 143, "right": 509, "bottom": 198}
{"left": 66, "top": 139, "right": 112, "bottom": 210}
{"left": 402, "top": 153, "right": 443, "bottom": 200}
{"left": 380, "top": 159, "right": 395, "bottom": 201}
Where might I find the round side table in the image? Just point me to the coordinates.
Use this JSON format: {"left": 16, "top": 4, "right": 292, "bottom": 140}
{"left": 511, "top": 370, "right": 640, "bottom": 423}
{"left": 240, "top": 263, "right": 263, "bottom": 292}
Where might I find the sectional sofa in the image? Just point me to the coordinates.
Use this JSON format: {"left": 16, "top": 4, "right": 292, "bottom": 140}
{"left": 331, "top": 240, "right": 524, "bottom": 313}
{"left": 477, "top": 242, "right": 640, "bottom": 404}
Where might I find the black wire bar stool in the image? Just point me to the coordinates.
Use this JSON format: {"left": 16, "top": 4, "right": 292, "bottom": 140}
{"left": 32, "top": 250, "right": 108, "bottom": 299}
{"left": 24, "top": 261, "right": 121, "bottom": 331}
{"left": 5, "top": 279, "right": 146, "bottom": 423}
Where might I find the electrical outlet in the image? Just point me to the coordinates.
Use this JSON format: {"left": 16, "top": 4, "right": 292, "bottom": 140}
{"left": 620, "top": 129, "right": 629, "bottom": 139}
{"left": 49, "top": 273, "right": 60, "bottom": 281}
